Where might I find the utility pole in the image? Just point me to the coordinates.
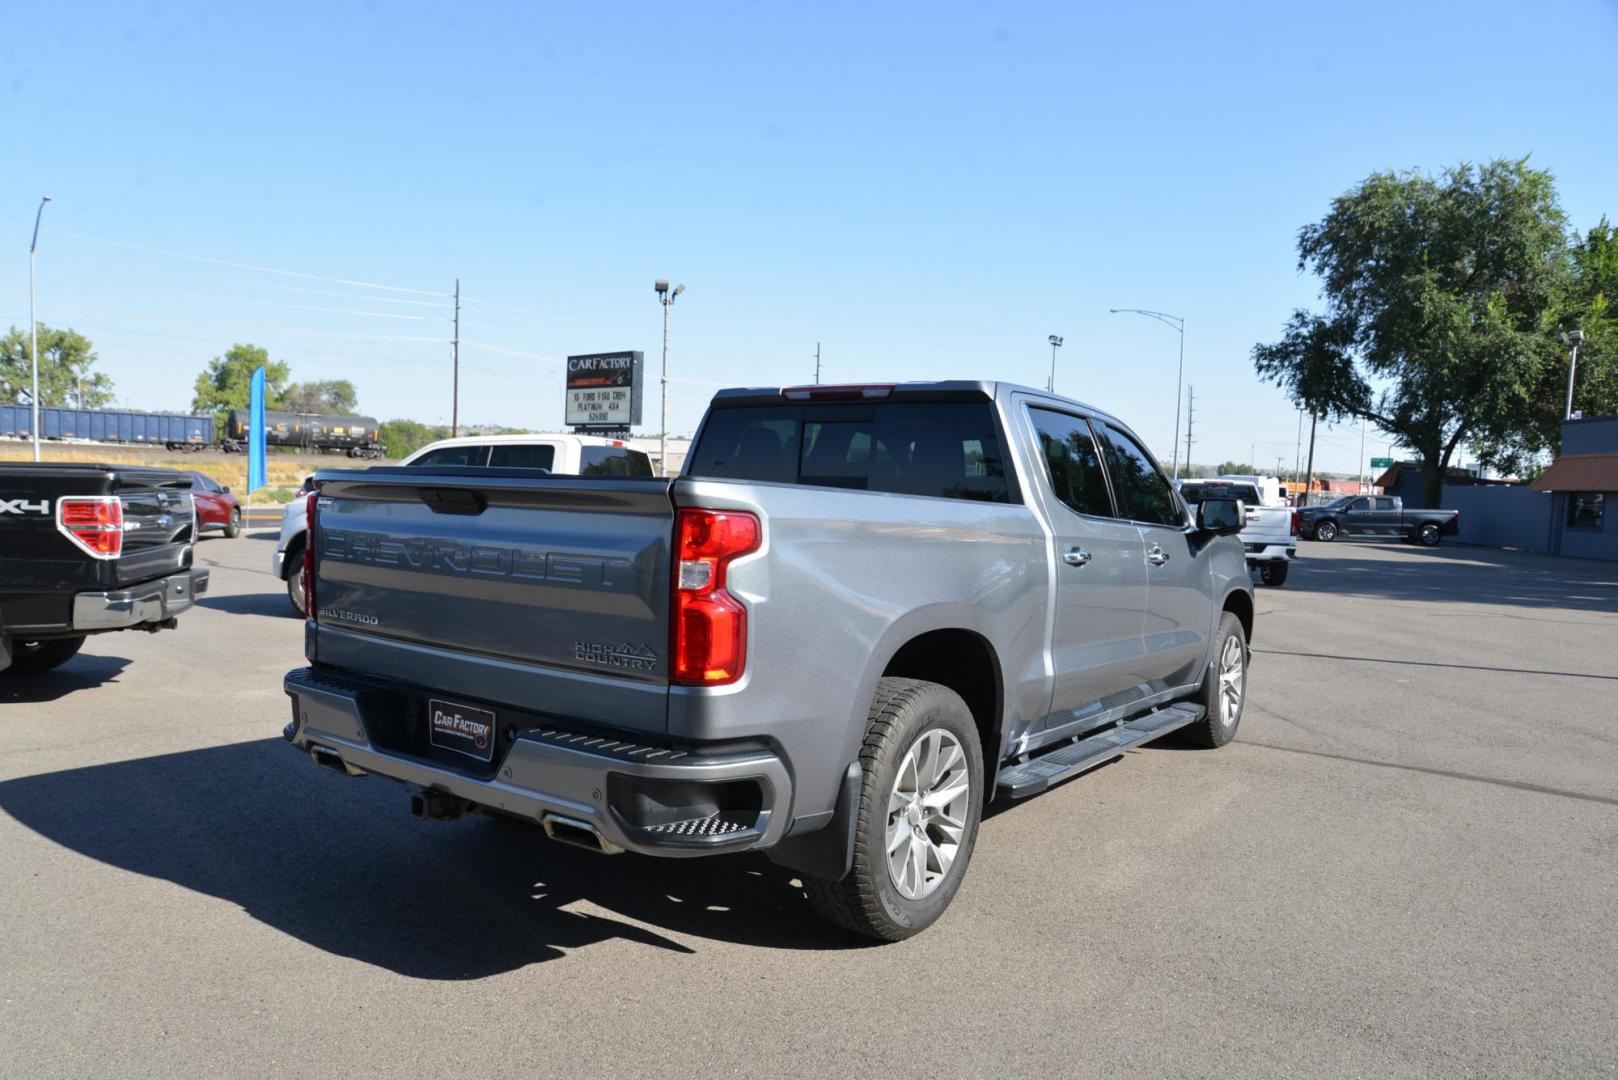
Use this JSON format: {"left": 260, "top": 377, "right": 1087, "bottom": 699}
{"left": 28, "top": 195, "right": 52, "bottom": 462}
{"left": 655, "top": 280, "right": 684, "bottom": 477}
{"left": 1183, "top": 385, "right": 1194, "bottom": 477}
{"left": 451, "top": 278, "right": 461, "bottom": 438}
{"left": 1294, "top": 408, "right": 1303, "bottom": 482}
{"left": 1358, "top": 413, "right": 1369, "bottom": 495}
{"left": 1303, "top": 411, "right": 1319, "bottom": 506}
{"left": 1562, "top": 330, "right": 1585, "bottom": 420}
{"left": 814, "top": 342, "right": 821, "bottom": 385}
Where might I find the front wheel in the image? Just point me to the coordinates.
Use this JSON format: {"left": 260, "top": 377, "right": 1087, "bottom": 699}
{"left": 1258, "top": 560, "right": 1289, "bottom": 587}
{"left": 1416, "top": 523, "right": 1441, "bottom": 546}
{"left": 2, "top": 636, "right": 87, "bottom": 676}
{"left": 803, "top": 678, "right": 983, "bottom": 942}
{"left": 1180, "top": 612, "right": 1247, "bottom": 748}
{"left": 224, "top": 508, "right": 242, "bottom": 538}
{"left": 285, "top": 544, "right": 307, "bottom": 616}
{"left": 1313, "top": 520, "right": 1338, "bottom": 542}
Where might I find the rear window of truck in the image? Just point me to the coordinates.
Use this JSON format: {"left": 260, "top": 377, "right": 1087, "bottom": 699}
{"left": 579, "top": 446, "right": 654, "bottom": 476}
{"left": 1179, "top": 482, "right": 1262, "bottom": 506}
{"left": 689, "top": 402, "right": 1014, "bottom": 502}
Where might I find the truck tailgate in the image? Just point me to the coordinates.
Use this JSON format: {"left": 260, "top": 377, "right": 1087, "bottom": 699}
{"left": 309, "top": 469, "right": 675, "bottom": 735}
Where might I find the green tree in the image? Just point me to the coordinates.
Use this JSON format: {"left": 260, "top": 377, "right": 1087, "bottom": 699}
{"left": 376, "top": 418, "right": 450, "bottom": 459}
{"left": 1253, "top": 160, "right": 1570, "bottom": 506}
{"left": 1215, "top": 461, "right": 1255, "bottom": 476}
{"left": 192, "top": 344, "right": 290, "bottom": 427}
{"left": 0, "top": 324, "right": 117, "bottom": 407}
{"left": 283, "top": 379, "right": 359, "bottom": 415}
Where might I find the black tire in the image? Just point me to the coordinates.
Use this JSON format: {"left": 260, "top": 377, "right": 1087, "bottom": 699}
{"left": 285, "top": 542, "right": 308, "bottom": 616}
{"left": 3, "top": 636, "right": 86, "bottom": 676}
{"left": 1258, "top": 560, "right": 1289, "bottom": 587}
{"left": 224, "top": 508, "right": 242, "bottom": 539}
{"left": 1180, "top": 612, "right": 1247, "bottom": 749}
{"left": 803, "top": 678, "right": 984, "bottom": 942}
{"left": 1416, "top": 523, "right": 1441, "bottom": 546}
{"left": 1314, "top": 519, "right": 1338, "bottom": 542}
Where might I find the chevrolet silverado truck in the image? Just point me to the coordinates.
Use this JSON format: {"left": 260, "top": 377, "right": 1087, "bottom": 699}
{"left": 0, "top": 463, "right": 210, "bottom": 675}
{"left": 1298, "top": 494, "right": 1460, "bottom": 546}
{"left": 1177, "top": 477, "right": 1299, "bottom": 586}
{"left": 283, "top": 382, "right": 1254, "bottom": 940}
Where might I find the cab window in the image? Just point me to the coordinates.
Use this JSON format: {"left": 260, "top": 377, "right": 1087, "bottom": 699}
{"left": 1095, "top": 425, "right": 1182, "bottom": 527}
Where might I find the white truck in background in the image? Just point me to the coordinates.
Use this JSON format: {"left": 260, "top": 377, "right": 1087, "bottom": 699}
{"left": 1177, "top": 476, "right": 1298, "bottom": 586}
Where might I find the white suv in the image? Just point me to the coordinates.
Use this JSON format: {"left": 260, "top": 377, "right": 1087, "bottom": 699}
{"left": 272, "top": 434, "right": 654, "bottom": 614}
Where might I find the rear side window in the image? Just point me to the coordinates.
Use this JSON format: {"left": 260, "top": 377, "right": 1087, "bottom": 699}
{"left": 579, "top": 446, "right": 654, "bottom": 477}
{"left": 688, "top": 402, "right": 1013, "bottom": 502}
{"left": 412, "top": 445, "right": 487, "bottom": 467}
{"left": 1028, "top": 408, "right": 1113, "bottom": 517}
{"left": 488, "top": 444, "right": 557, "bottom": 471}
{"left": 1095, "top": 425, "right": 1182, "bottom": 527}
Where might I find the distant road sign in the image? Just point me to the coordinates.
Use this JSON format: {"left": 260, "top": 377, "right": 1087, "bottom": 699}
{"left": 1370, "top": 457, "right": 1394, "bottom": 469}
{"left": 566, "top": 351, "right": 643, "bottom": 429}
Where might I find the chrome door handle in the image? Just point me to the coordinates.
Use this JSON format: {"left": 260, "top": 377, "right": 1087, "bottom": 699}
{"left": 1063, "top": 548, "right": 1091, "bottom": 567}
{"left": 1146, "top": 546, "right": 1170, "bottom": 566}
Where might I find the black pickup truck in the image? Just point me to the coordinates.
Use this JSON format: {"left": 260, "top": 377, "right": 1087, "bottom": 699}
{"left": 1297, "top": 494, "right": 1461, "bottom": 547}
{"left": 0, "top": 462, "right": 209, "bottom": 675}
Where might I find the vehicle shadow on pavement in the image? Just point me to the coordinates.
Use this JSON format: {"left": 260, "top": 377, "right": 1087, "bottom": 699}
{"left": 1285, "top": 545, "right": 1618, "bottom": 613}
{"left": 0, "top": 654, "right": 132, "bottom": 704}
{"left": 0, "top": 738, "right": 867, "bottom": 978}
{"left": 196, "top": 592, "right": 297, "bottom": 618}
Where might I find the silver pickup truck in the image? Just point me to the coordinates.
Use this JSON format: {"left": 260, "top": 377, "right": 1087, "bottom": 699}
{"left": 283, "top": 381, "right": 1254, "bottom": 940}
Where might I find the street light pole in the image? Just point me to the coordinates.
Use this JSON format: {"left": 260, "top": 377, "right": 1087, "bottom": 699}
{"left": 1562, "top": 330, "right": 1585, "bottom": 420}
{"left": 1047, "top": 335, "right": 1063, "bottom": 392}
{"left": 654, "top": 280, "right": 684, "bottom": 477}
{"left": 28, "top": 196, "right": 52, "bottom": 463}
{"left": 1110, "top": 308, "right": 1185, "bottom": 478}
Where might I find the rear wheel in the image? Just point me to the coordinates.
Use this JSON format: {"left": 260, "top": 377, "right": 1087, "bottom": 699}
{"left": 803, "top": 677, "right": 983, "bottom": 942}
{"left": 1258, "top": 560, "right": 1289, "bottom": 587}
{"left": 1417, "top": 523, "right": 1441, "bottom": 546}
{"left": 3, "top": 636, "right": 86, "bottom": 676}
{"left": 285, "top": 542, "right": 307, "bottom": 616}
{"left": 1314, "top": 520, "right": 1338, "bottom": 542}
{"left": 1180, "top": 612, "right": 1247, "bottom": 748}
{"left": 224, "top": 508, "right": 242, "bottom": 538}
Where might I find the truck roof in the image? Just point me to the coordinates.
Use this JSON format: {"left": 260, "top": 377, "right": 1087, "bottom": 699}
{"left": 707, "top": 380, "right": 1129, "bottom": 427}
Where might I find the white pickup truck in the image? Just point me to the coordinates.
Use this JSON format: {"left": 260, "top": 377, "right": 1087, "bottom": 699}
{"left": 272, "top": 433, "right": 654, "bottom": 613}
{"left": 1177, "top": 477, "right": 1298, "bottom": 586}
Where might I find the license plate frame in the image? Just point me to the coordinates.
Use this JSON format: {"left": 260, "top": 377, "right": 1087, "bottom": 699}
{"left": 427, "top": 698, "right": 498, "bottom": 762}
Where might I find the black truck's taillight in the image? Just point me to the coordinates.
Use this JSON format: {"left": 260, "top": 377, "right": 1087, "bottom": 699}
{"left": 57, "top": 496, "right": 124, "bottom": 559}
{"left": 672, "top": 508, "right": 760, "bottom": 685}
{"left": 303, "top": 491, "right": 317, "bottom": 619}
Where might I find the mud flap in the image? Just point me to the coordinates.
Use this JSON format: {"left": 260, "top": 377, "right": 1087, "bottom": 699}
{"left": 766, "top": 760, "right": 862, "bottom": 881}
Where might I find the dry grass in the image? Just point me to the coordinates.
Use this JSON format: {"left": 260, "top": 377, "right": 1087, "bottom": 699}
{"left": 0, "top": 440, "right": 395, "bottom": 500}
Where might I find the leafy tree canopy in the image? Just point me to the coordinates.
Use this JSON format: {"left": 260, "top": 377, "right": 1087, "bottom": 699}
{"left": 192, "top": 344, "right": 290, "bottom": 424}
{"left": 1253, "top": 159, "right": 1577, "bottom": 503}
{"left": 376, "top": 418, "right": 450, "bottom": 460}
{"left": 283, "top": 379, "right": 359, "bottom": 415}
{"left": 0, "top": 324, "right": 117, "bottom": 408}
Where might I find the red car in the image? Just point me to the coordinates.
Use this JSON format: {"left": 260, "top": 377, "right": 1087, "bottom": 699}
{"left": 189, "top": 472, "right": 242, "bottom": 538}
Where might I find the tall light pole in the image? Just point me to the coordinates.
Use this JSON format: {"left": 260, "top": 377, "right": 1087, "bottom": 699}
{"left": 1046, "top": 335, "right": 1063, "bottom": 392}
{"left": 28, "top": 196, "right": 52, "bottom": 462}
{"left": 1562, "top": 329, "right": 1585, "bottom": 420}
{"left": 1110, "top": 308, "right": 1185, "bottom": 478}
{"left": 654, "top": 279, "right": 684, "bottom": 477}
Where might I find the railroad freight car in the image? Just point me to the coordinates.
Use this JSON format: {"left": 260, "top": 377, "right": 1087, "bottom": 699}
{"left": 221, "top": 409, "right": 384, "bottom": 458}
{"left": 0, "top": 404, "right": 214, "bottom": 450}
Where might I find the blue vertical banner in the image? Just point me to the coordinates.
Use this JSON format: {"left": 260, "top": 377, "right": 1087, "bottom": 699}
{"left": 248, "top": 366, "right": 268, "bottom": 494}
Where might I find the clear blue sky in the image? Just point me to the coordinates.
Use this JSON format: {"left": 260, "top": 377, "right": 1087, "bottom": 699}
{"left": 5, "top": 0, "right": 1616, "bottom": 473}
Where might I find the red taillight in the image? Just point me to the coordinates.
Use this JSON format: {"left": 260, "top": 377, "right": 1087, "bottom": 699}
{"left": 57, "top": 496, "right": 123, "bottom": 559}
{"left": 780, "top": 384, "right": 894, "bottom": 401}
{"left": 1290, "top": 511, "right": 1300, "bottom": 536}
{"left": 303, "top": 491, "right": 318, "bottom": 619}
{"left": 672, "top": 508, "right": 761, "bottom": 685}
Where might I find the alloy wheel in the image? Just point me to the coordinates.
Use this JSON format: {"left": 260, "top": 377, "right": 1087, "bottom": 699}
{"left": 886, "top": 728, "right": 972, "bottom": 900}
{"left": 1217, "top": 634, "right": 1245, "bottom": 725}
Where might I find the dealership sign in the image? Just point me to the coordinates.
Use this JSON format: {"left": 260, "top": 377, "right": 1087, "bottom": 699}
{"left": 565, "top": 351, "right": 644, "bottom": 430}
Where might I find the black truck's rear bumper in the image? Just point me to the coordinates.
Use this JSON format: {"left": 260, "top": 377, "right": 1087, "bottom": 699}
{"left": 283, "top": 666, "right": 794, "bottom": 858}
{"left": 71, "top": 569, "right": 210, "bottom": 632}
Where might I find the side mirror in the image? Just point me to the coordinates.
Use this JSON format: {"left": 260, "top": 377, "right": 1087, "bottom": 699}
{"left": 1197, "top": 498, "right": 1244, "bottom": 536}
{"left": 222, "top": 486, "right": 231, "bottom": 494}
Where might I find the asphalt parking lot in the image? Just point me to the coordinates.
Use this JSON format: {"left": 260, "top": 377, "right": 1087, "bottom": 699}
{"left": 2, "top": 534, "right": 1615, "bottom": 1078}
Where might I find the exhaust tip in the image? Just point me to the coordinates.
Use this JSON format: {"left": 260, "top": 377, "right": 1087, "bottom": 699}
{"left": 309, "top": 745, "right": 365, "bottom": 777}
{"left": 541, "top": 813, "right": 623, "bottom": 855}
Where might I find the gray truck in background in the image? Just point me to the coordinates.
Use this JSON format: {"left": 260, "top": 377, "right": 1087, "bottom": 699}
{"left": 283, "top": 381, "right": 1255, "bottom": 940}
